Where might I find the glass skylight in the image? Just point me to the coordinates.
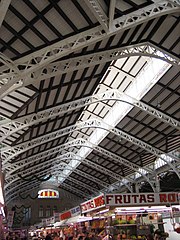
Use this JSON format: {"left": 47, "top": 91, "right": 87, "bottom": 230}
{"left": 57, "top": 56, "right": 171, "bottom": 192}
{"left": 154, "top": 154, "right": 173, "bottom": 169}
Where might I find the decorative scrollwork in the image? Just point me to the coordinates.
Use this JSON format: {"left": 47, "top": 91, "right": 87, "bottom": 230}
{"left": 19, "top": 192, "right": 38, "bottom": 200}
{"left": 14, "top": 205, "right": 30, "bottom": 209}
{"left": 18, "top": 174, "right": 52, "bottom": 182}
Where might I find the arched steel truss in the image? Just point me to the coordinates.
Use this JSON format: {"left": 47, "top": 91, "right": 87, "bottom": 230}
{"left": 5, "top": 168, "right": 87, "bottom": 204}
{"left": 0, "top": 0, "right": 179, "bottom": 98}
{"left": 0, "top": 89, "right": 179, "bottom": 144}
{"left": 5, "top": 171, "right": 90, "bottom": 203}
{"left": 5, "top": 151, "right": 134, "bottom": 191}
{"left": 6, "top": 151, "right": 177, "bottom": 203}
{"left": 2, "top": 118, "right": 179, "bottom": 177}
{"left": 4, "top": 153, "right": 138, "bottom": 200}
{"left": 0, "top": 43, "right": 179, "bottom": 96}
{"left": 6, "top": 182, "right": 40, "bottom": 204}
{"left": 60, "top": 182, "right": 90, "bottom": 198}
{"left": 5, "top": 137, "right": 160, "bottom": 192}
{"left": 6, "top": 153, "right": 110, "bottom": 189}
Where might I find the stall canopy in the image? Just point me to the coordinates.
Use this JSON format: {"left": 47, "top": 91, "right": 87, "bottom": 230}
{"left": 54, "top": 216, "right": 92, "bottom": 227}
{"left": 66, "top": 216, "right": 92, "bottom": 224}
{"left": 54, "top": 219, "right": 69, "bottom": 227}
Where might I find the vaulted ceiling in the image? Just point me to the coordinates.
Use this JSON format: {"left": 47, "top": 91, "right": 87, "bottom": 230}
{"left": 0, "top": 0, "right": 179, "bottom": 205}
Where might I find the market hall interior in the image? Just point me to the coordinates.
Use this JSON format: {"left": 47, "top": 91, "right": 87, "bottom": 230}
{"left": 0, "top": 0, "right": 180, "bottom": 240}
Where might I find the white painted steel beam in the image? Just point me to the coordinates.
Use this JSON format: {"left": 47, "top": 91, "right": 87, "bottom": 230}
{"left": 153, "top": 0, "right": 180, "bottom": 8}
{"left": 0, "top": 43, "right": 179, "bottom": 96}
{"left": 56, "top": 174, "right": 99, "bottom": 194}
{"left": 21, "top": 160, "right": 99, "bottom": 194}
{"left": 5, "top": 156, "right": 178, "bottom": 203}
{"left": 5, "top": 183, "right": 39, "bottom": 204}
{"left": 74, "top": 168, "right": 110, "bottom": 188}
{"left": 6, "top": 151, "right": 110, "bottom": 188}
{"left": 5, "top": 177, "right": 42, "bottom": 196}
{"left": 0, "top": 52, "right": 19, "bottom": 73}
{"left": 5, "top": 181, "right": 39, "bottom": 196}
{"left": 0, "top": 1, "right": 179, "bottom": 98}
{"left": 54, "top": 162, "right": 111, "bottom": 190}
{"left": 1, "top": 119, "right": 154, "bottom": 172}
{"left": 2, "top": 118, "right": 179, "bottom": 166}
{"left": 5, "top": 172, "right": 88, "bottom": 201}
{"left": 11, "top": 159, "right": 99, "bottom": 194}
{"left": 4, "top": 138, "right": 156, "bottom": 190}
{"left": 79, "top": 157, "right": 133, "bottom": 192}
{"left": 84, "top": 0, "right": 109, "bottom": 32}
{"left": 5, "top": 153, "right": 71, "bottom": 177}
{"left": 6, "top": 156, "right": 176, "bottom": 203}
{"left": 5, "top": 172, "right": 48, "bottom": 191}
{"left": 0, "top": 89, "right": 179, "bottom": 143}
{"left": 5, "top": 151, "right": 133, "bottom": 191}
{"left": 1, "top": 43, "right": 178, "bottom": 92}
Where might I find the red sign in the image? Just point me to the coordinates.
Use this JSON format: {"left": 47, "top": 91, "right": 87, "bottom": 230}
{"left": 105, "top": 192, "right": 179, "bottom": 206}
{"left": 81, "top": 195, "right": 105, "bottom": 213}
{"left": 60, "top": 211, "right": 71, "bottom": 220}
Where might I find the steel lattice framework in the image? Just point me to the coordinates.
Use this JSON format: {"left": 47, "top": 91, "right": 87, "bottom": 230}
{"left": 4, "top": 152, "right": 134, "bottom": 197}
{"left": 0, "top": 0, "right": 179, "bottom": 98}
{"left": 6, "top": 167, "right": 90, "bottom": 199}
{"left": 60, "top": 175, "right": 99, "bottom": 194}
{"left": 5, "top": 178, "right": 88, "bottom": 204}
{"left": 5, "top": 152, "right": 111, "bottom": 188}
{"left": 5, "top": 160, "right": 101, "bottom": 195}
{"left": 6, "top": 151, "right": 178, "bottom": 202}
{"left": 5, "top": 151, "right": 133, "bottom": 190}
{"left": 2, "top": 118, "right": 179, "bottom": 174}
{"left": 6, "top": 183, "right": 40, "bottom": 204}
{"left": 1, "top": 0, "right": 180, "bottom": 205}
{"left": 0, "top": 89, "right": 179, "bottom": 145}
{"left": 1, "top": 43, "right": 178, "bottom": 92}
{"left": 4, "top": 138, "right": 159, "bottom": 191}
{"left": 60, "top": 183, "right": 90, "bottom": 198}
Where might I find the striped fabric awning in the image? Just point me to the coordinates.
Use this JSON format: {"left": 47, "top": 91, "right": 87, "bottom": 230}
{"left": 38, "top": 189, "right": 59, "bottom": 198}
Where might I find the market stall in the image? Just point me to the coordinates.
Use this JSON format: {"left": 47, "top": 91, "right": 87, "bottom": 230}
{"left": 103, "top": 192, "right": 179, "bottom": 239}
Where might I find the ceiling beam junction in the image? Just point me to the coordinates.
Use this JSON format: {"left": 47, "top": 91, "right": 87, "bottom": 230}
{"left": 6, "top": 151, "right": 111, "bottom": 189}
{"left": 59, "top": 174, "right": 99, "bottom": 194}
{"left": 6, "top": 152, "right": 177, "bottom": 201}
{"left": 60, "top": 182, "right": 90, "bottom": 198}
{"left": 6, "top": 183, "right": 40, "bottom": 204}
